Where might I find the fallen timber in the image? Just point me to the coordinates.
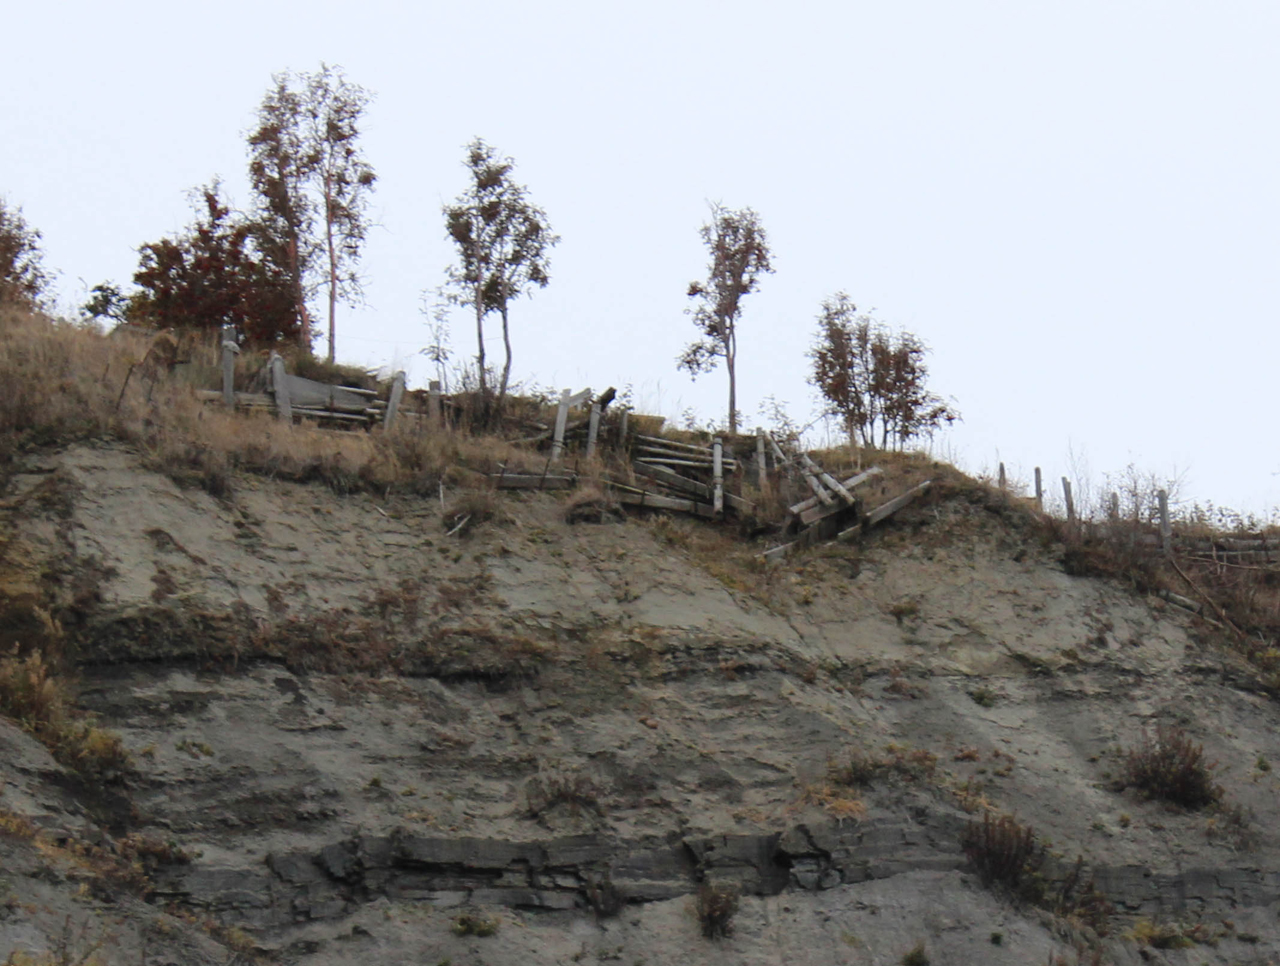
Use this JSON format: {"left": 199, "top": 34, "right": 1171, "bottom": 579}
{"left": 764, "top": 480, "right": 933, "bottom": 563}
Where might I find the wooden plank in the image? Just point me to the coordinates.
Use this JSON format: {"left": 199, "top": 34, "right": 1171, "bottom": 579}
{"left": 713, "top": 437, "right": 724, "bottom": 516}
{"left": 789, "top": 467, "right": 883, "bottom": 516}
{"left": 283, "top": 373, "right": 370, "bottom": 412}
{"left": 614, "top": 490, "right": 715, "bottom": 519}
{"left": 801, "top": 453, "right": 853, "bottom": 504}
{"left": 764, "top": 431, "right": 788, "bottom": 463}
{"left": 634, "top": 433, "right": 714, "bottom": 456}
{"left": 635, "top": 456, "right": 735, "bottom": 471}
{"left": 384, "top": 370, "right": 405, "bottom": 429}
{"left": 864, "top": 480, "right": 931, "bottom": 528}
{"left": 632, "top": 461, "right": 711, "bottom": 499}
{"left": 798, "top": 499, "right": 862, "bottom": 529}
{"left": 289, "top": 408, "right": 371, "bottom": 423}
{"left": 635, "top": 443, "right": 738, "bottom": 467}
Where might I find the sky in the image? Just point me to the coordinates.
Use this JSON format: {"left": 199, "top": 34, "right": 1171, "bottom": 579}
{"left": 5, "top": 1, "right": 1279, "bottom": 516}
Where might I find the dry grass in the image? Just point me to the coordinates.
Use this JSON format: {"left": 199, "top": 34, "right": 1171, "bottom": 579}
{"left": 1122, "top": 725, "right": 1222, "bottom": 809}
{"left": 0, "top": 647, "right": 130, "bottom": 781}
{"left": 0, "top": 309, "right": 541, "bottom": 501}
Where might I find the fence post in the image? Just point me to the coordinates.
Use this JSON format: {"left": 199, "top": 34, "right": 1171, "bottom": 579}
{"left": 998, "top": 462, "right": 1006, "bottom": 491}
{"left": 713, "top": 436, "right": 724, "bottom": 517}
{"left": 1109, "top": 492, "right": 1120, "bottom": 521}
{"left": 268, "top": 351, "right": 292, "bottom": 424}
{"left": 1062, "top": 477, "right": 1075, "bottom": 527}
{"left": 550, "top": 389, "right": 571, "bottom": 462}
{"left": 619, "top": 408, "right": 629, "bottom": 447}
{"left": 384, "top": 370, "right": 406, "bottom": 431}
{"left": 586, "top": 401, "right": 602, "bottom": 458}
{"left": 1034, "top": 467, "right": 1043, "bottom": 510}
{"left": 1158, "top": 488, "right": 1171, "bottom": 556}
{"left": 756, "top": 427, "right": 767, "bottom": 489}
{"left": 220, "top": 327, "right": 239, "bottom": 408}
{"left": 427, "top": 380, "right": 442, "bottom": 428}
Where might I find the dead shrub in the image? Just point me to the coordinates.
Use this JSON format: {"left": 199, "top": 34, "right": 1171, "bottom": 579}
{"left": 450, "top": 912, "right": 499, "bottom": 937}
{"left": 830, "top": 743, "right": 938, "bottom": 788}
{"left": 1123, "top": 725, "right": 1222, "bottom": 809}
{"left": 695, "top": 882, "right": 739, "bottom": 940}
{"left": 525, "top": 768, "right": 605, "bottom": 819}
{"left": 585, "top": 872, "right": 626, "bottom": 918}
{"left": 563, "top": 484, "right": 624, "bottom": 524}
{"left": 442, "top": 489, "right": 501, "bottom": 536}
{"left": 962, "top": 812, "right": 1045, "bottom": 896}
{"left": 0, "top": 647, "right": 131, "bottom": 782}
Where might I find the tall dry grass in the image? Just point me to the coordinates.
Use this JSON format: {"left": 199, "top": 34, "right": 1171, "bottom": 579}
{"left": 0, "top": 308, "right": 540, "bottom": 498}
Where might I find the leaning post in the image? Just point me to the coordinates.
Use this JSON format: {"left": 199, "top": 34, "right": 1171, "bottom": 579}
{"left": 1034, "top": 467, "right": 1043, "bottom": 510}
{"left": 1062, "top": 477, "right": 1075, "bottom": 528}
{"left": 384, "top": 370, "right": 406, "bottom": 431}
{"left": 586, "top": 401, "right": 602, "bottom": 458}
{"left": 550, "top": 389, "right": 571, "bottom": 462}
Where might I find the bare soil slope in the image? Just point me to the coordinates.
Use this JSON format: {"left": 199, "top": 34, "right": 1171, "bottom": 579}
{"left": 3, "top": 441, "right": 1279, "bottom": 966}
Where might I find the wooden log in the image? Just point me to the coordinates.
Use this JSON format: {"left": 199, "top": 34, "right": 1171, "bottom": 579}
{"left": 289, "top": 407, "right": 372, "bottom": 423}
{"left": 619, "top": 409, "right": 629, "bottom": 442}
{"left": 384, "top": 370, "right": 406, "bottom": 430}
{"left": 802, "top": 453, "right": 853, "bottom": 504}
{"left": 789, "top": 467, "right": 883, "bottom": 516}
{"left": 586, "top": 402, "right": 602, "bottom": 457}
{"left": 634, "top": 442, "right": 737, "bottom": 467}
{"left": 764, "top": 431, "right": 788, "bottom": 463}
{"left": 220, "top": 327, "right": 238, "bottom": 407}
{"left": 1062, "top": 478, "right": 1074, "bottom": 526}
{"left": 1034, "top": 467, "right": 1043, "bottom": 509}
{"left": 864, "top": 480, "right": 932, "bottom": 528}
{"left": 756, "top": 428, "right": 767, "bottom": 488}
{"left": 551, "top": 389, "right": 571, "bottom": 462}
{"left": 632, "top": 461, "right": 711, "bottom": 499}
{"left": 613, "top": 490, "right": 715, "bottom": 519}
{"left": 634, "top": 433, "right": 714, "bottom": 456}
{"left": 268, "top": 351, "right": 292, "bottom": 424}
{"left": 998, "top": 462, "right": 1006, "bottom": 491}
{"left": 635, "top": 456, "right": 734, "bottom": 471}
{"left": 427, "top": 380, "right": 442, "bottom": 427}
{"left": 713, "top": 437, "right": 724, "bottom": 516}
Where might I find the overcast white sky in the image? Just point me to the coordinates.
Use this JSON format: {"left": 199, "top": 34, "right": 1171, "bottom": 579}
{"left": 6, "top": 1, "right": 1278, "bottom": 514}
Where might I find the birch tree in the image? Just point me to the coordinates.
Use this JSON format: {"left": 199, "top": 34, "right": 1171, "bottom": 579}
{"left": 678, "top": 203, "right": 773, "bottom": 433}
{"left": 443, "top": 138, "right": 557, "bottom": 408}
{"left": 247, "top": 63, "right": 376, "bottom": 362}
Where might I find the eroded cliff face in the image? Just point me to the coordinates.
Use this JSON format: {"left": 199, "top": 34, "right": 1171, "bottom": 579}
{"left": 3, "top": 442, "right": 1279, "bottom": 965}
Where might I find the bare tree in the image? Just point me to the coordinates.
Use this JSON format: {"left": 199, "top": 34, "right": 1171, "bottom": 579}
{"left": 678, "top": 203, "right": 773, "bottom": 433}
{"left": 247, "top": 63, "right": 376, "bottom": 362}
{"left": 0, "top": 197, "right": 55, "bottom": 311}
{"left": 443, "top": 138, "right": 557, "bottom": 408}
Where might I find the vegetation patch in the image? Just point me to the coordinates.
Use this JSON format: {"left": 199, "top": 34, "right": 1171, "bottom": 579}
{"left": 1122, "top": 725, "right": 1222, "bottom": 809}
{"left": 0, "top": 647, "right": 130, "bottom": 782}
{"left": 694, "top": 882, "right": 739, "bottom": 940}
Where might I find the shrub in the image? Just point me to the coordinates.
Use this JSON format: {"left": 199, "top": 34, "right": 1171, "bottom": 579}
{"left": 0, "top": 647, "right": 131, "bottom": 782}
{"left": 695, "top": 882, "right": 738, "bottom": 940}
{"left": 525, "top": 769, "right": 604, "bottom": 820}
{"left": 585, "top": 872, "right": 625, "bottom": 918}
{"left": 962, "top": 812, "right": 1044, "bottom": 894}
{"left": 450, "top": 913, "right": 499, "bottom": 937}
{"left": 900, "top": 941, "right": 929, "bottom": 965}
{"left": 1123, "top": 725, "right": 1222, "bottom": 808}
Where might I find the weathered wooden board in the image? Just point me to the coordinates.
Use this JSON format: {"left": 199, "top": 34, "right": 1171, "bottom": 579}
{"left": 863, "top": 480, "right": 932, "bottom": 528}
{"left": 283, "top": 373, "right": 371, "bottom": 413}
{"left": 790, "top": 467, "right": 883, "bottom": 517}
{"left": 613, "top": 490, "right": 716, "bottom": 519}
{"left": 632, "top": 461, "right": 711, "bottom": 498}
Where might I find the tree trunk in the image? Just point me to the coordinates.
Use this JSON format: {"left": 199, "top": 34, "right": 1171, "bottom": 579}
{"left": 498, "top": 299, "right": 512, "bottom": 406}
{"left": 289, "top": 237, "right": 311, "bottom": 350}
{"left": 726, "top": 326, "right": 737, "bottom": 434}
{"left": 324, "top": 172, "right": 337, "bottom": 364}
{"left": 474, "top": 286, "right": 487, "bottom": 399}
